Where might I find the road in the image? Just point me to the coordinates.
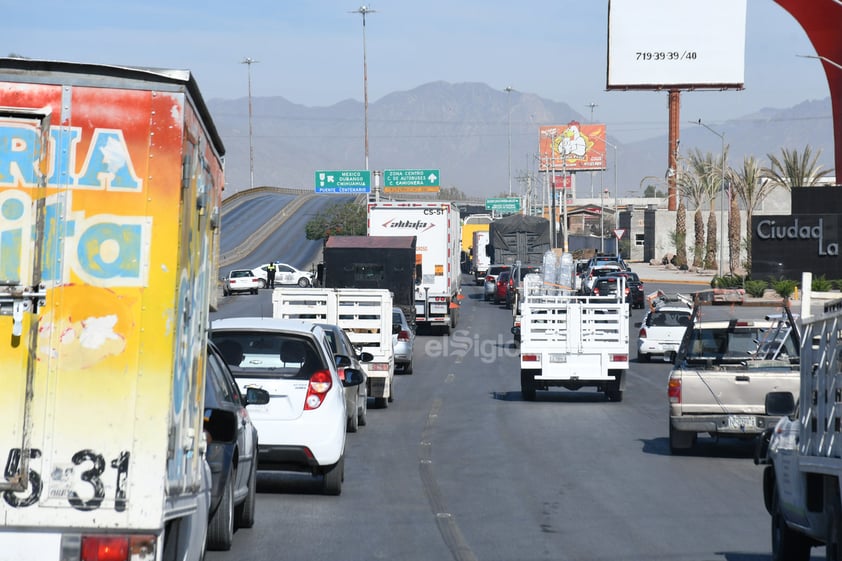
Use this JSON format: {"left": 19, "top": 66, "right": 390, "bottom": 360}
{"left": 207, "top": 275, "right": 811, "bottom": 561}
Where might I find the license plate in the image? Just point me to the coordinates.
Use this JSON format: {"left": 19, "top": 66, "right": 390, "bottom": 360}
{"left": 727, "top": 415, "right": 757, "bottom": 430}
{"left": 549, "top": 354, "right": 567, "bottom": 363}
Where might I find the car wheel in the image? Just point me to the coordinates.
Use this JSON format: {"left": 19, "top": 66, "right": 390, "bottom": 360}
{"left": 668, "top": 424, "right": 696, "bottom": 454}
{"left": 297, "top": 277, "right": 310, "bottom": 287}
{"left": 638, "top": 352, "right": 650, "bottom": 363}
{"left": 770, "top": 493, "right": 810, "bottom": 561}
{"left": 520, "top": 369, "right": 537, "bottom": 401}
{"left": 358, "top": 394, "right": 368, "bottom": 427}
{"left": 207, "top": 473, "right": 234, "bottom": 551}
{"left": 346, "top": 402, "right": 359, "bottom": 433}
{"left": 251, "top": 288, "right": 258, "bottom": 295}
{"left": 235, "top": 458, "right": 257, "bottom": 529}
{"left": 374, "top": 397, "right": 388, "bottom": 409}
{"left": 322, "top": 456, "right": 344, "bottom": 496}
{"left": 257, "top": 278, "right": 267, "bottom": 289}
{"left": 827, "top": 493, "right": 842, "bottom": 561}
{"left": 405, "top": 360, "right": 413, "bottom": 375}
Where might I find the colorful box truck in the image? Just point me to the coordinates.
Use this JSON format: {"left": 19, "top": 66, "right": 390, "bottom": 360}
{"left": 0, "top": 58, "right": 225, "bottom": 561}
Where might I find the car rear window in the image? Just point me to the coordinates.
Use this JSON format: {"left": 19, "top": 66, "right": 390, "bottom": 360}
{"left": 211, "top": 331, "right": 326, "bottom": 380}
{"left": 648, "top": 311, "right": 691, "bottom": 327}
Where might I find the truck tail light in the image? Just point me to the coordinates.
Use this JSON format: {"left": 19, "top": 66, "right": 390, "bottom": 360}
{"left": 610, "top": 354, "right": 628, "bottom": 362}
{"left": 305, "top": 370, "right": 332, "bottom": 410}
{"left": 522, "top": 353, "right": 541, "bottom": 362}
{"left": 668, "top": 377, "right": 681, "bottom": 403}
{"left": 80, "top": 535, "right": 156, "bottom": 561}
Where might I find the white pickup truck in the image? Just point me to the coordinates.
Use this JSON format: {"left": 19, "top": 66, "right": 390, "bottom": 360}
{"left": 516, "top": 273, "right": 630, "bottom": 402}
{"left": 273, "top": 287, "right": 396, "bottom": 408}
{"left": 755, "top": 276, "right": 842, "bottom": 561}
{"left": 668, "top": 289, "right": 801, "bottom": 454}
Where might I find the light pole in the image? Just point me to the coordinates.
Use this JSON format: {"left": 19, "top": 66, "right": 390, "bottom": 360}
{"left": 505, "top": 86, "right": 514, "bottom": 196}
{"left": 351, "top": 6, "right": 376, "bottom": 172}
{"left": 542, "top": 129, "right": 558, "bottom": 249}
{"left": 600, "top": 188, "right": 609, "bottom": 252}
{"left": 241, "top": 57, "right": 259, "bottom": 190}
{"left": 695, "top": 119, "right": 726, "bottom": 277}
{"left": 587, "top": 102, "right": 598, "bottom": 197}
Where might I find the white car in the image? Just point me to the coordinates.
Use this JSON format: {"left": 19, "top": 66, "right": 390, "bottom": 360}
{"left": 392, "top": 307, "right": 415, "bottom": 374}
{"left": 251, "top": 262, "right": 314, "bottom": 288}
{"left": 636, "top": 302, "right": 692, "bottom": 362}
{"left": 210, "top": 317, "right": 365, "bottom": 495}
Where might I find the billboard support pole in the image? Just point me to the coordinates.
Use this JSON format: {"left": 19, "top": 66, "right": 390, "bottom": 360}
{"left": 667, "top": 89, "right": 680, "bottom": 211}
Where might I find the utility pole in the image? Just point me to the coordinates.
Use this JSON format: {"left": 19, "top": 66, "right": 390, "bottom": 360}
{"left": 241, "top": 57, "right": 259, "bottom": 190}
{"left": 587, "top": 102, "right": 598, "bottom": 198}
{"left": 505, "top": 86, "right": 514, "bottom": 196}
{"left": 350, "top": 6, "right": 376, "bottom": 172}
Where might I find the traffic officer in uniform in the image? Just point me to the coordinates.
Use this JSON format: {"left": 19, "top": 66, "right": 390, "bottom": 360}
{"left": 266, "top": 262, "right": 277, "bottom": 288}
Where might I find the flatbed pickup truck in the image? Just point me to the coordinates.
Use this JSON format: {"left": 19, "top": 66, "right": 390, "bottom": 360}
{"left": 667, "top": 289, "right": 800, "bottom": 454}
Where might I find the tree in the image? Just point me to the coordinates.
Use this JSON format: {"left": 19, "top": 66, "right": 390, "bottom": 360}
{"left": 729, "top": 156, "right": 775, "bottom": 272}
{"left": 680, "top": 149, "right": 710, "bottom": 269}
{"left": 643, "top": 185, "right": 665, "bottom": 198}
{"left": 304, "top": 201, "right": 367, "bottom": 242}
{"left": 438, "top": 186, "right": 468, "bottom": 200}
{"left": 763, "top": 145, "right": 834, "bottom": 189}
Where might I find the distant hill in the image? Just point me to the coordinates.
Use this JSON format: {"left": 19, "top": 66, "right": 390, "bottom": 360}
{"left": 206, "top": 82, "right": 835, "bottom": 199}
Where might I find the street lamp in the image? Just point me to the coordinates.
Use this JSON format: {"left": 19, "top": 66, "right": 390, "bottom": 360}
{"left": 505, "top": 86, "right": 514, "bottom": 196}
{"left": 542, "top": 128, "right": 558, "bottom": 249}
{"left": 241, "top": 57, "right": 259, "bottom": 190}
{"left": 350, "top": 6, "right": 376, "bottom": 172}
{"left": 695, "top": 119, "right": 726, "bottom": 277}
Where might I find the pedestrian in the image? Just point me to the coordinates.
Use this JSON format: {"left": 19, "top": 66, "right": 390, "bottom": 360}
{"left": 266, "top": 262, "right": 277, "bottom": 288}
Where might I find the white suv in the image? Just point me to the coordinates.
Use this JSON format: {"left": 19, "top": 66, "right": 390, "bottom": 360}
{"left": 210, "top": 317, "right": 365, "bottom": 495}
{"left": 636, "top": 298, "right": 692, "bottom": 362}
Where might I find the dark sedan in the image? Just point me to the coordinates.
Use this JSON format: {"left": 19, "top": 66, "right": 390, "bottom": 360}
{"left": 204, "top": 341, "right": 269, "bottom": 551}
{"left": 606, "top": 271, "right": 645, "bottom": 308}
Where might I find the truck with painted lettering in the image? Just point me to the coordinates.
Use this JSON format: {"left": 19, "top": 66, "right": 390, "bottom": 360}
{"left": 516, "top": 272, "right": 630, "bottom": 402}
{"left": 273, "top": 287, "right": 396, "bottom": 408}
{"left": 755, "top": 277, "right": 842, "bottom": 561}
{"left": 368, "top": 201, "right": 461, "bottom": 334}
{"left": 0, "top": 58, "right": 225, "bottom": 561}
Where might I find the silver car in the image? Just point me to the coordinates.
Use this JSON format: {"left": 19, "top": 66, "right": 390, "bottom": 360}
{"left": 482, "top": 264, "right": 510, "bottom": 302}
{"left": 392, "top": 307, "right": 415, "bottom": 374}
{"left": 318, "top": 323, "right": 371, "bottom": 433}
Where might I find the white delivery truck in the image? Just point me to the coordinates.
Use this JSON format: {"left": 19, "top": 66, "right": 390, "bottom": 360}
{"left": 471, "top": 229, "right": 491, "bottom": 285}
{"left": 368, "top": 201, "right": 461, "bottom": 333}
{"left": 516, "top": 272, "right": 630, "bottom": 402}
{"left": 756, "top": 274, "right": 842, "bottom": 560}
{"left": 273, "top": 287, "right": 396, "bottom": 407}
{"left": 0, "top": 58, "right": 225, "bottom": 561}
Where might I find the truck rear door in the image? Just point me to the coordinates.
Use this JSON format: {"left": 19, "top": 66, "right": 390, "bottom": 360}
{"left": 0, "top": 112, "right": 50, "bottom": 500}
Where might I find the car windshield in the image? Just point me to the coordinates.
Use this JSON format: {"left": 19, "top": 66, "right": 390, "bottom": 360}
{"left": 211, "top": 331, "right": 326, "bottom": 379}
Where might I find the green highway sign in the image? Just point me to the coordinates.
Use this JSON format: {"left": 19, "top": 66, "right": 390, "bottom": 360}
{"left": 383, "top": 169, "right": 440, "bottom": 188}
{"left": 315, "top": 170, "right": 371, "bottom": 193}
{"left": 485, "top": 197, "right": 521, "bottom": 212}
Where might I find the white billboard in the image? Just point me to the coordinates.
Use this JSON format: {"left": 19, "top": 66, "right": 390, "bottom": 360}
{"left": 607, "top": 0, "right": 747, "bottom": 90}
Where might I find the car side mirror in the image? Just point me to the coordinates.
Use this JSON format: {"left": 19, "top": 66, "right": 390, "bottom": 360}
{"left": 765, "top": 391, "right": 796, "bottom": 417}
{"left": 358, "top": 351, "right": 374, "bottom": 363}
{"left": 203, "top": 408, "right": 238, "bottom": 443}
{"left": 335, "top": 354, "right": 352, "bottom": 368}
{"left": 244, "top": 387, "right": 270, "bottom": 406}
{"left": 341, "top": 368, "right": 366, "bottom": 387}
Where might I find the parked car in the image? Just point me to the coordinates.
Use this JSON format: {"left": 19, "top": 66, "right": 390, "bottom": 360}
{"left": 483, "top": 264, "right": 510, "bottom": 301}
{"left": 318, "top": 322, "right": 372, "bottom": 433}
{"left": 251, "top": 262, "right": 314, "bottom": 288}
{"left": 636, "top": 297, "right": 692, "bottom": 362}
{"left": 606, "top": 271, "right": 645, "bottom": 308}
{"left": 392, "top": 307, "right": 415, "bottom": 374}
{"left": 222, "top": 269, "right": 260, "bottom": 296}
{"left": 210, "top": 317, "right": 365, "bottom": 495}
{"left": 505, "top": 264, "right": 541, "bottom": 309}
{"left": 494, "top": 269, "right": 511, "bottom": 304}
{"left": 203, "top": 341, "right": 270, "bottom": 550}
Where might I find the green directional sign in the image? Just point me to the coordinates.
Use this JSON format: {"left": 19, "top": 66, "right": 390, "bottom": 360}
{"left": 383, "top": 169, "right": 440, "bottom": 189}
{"left": 485, "top": 197, "right": 521, "bottom": 213}
{"left": 314, "top": 170, "right": 371, "bottom": 193}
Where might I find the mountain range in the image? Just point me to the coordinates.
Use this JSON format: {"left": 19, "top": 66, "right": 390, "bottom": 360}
{"left": 206, "top": 82, "right": 835, "bottom": 200}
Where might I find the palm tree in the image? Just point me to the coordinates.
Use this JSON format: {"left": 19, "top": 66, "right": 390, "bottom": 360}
{"left": 729, "top": 156, "right": 776, "bottom": 272}
{"left": 763, "top": 145, "right": 835, "bottom": 189}
{"left": 684, "top": 149, "right": 721, "bottom": 270}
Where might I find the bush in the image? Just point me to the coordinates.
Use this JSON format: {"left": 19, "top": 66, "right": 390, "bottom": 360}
{"left": 812, "top": 275, "right": 833, "bottom": 292}
{"left": 711, "top": 274, "right": 745, "bottom": 289}
{"left": 772, "top": 278, "right": 798, "bottom": 299}
{"left": 744, "top": 279, "right": 767, "bottom": 298}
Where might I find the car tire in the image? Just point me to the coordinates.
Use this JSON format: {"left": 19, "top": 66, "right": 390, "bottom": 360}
{"left": 322, "top": 456, "right": 344, "bottom": 496}
{"left": 668, "top": 424, "right": 696, "bottom": 454}
{"left": 770, "top": 493, "right": 810, "bottom": 561}
{"left": 257, "top": 279, "right": 267, "bottom": 289}
{"left": 207, "top": 473, "right": 234, "bottom": 551}
{"left": 405, "top": 361, "right": 413, "bottom": 375}
{"left": 358, "top": 394, "right": 368, "bottom": 427}
{"left": 374, "top": 397, "right": 388, "bottom": 409}
{"left": 638, "top": 352, "right": 650, "bottom": 363}
{"left": 520, "top": 369, "right": 537, "bottom": 401}
{"left": 235, "top": 458, "right": 257, "bottom": 529}
{"left": 251, "top": 288, "right": 258, "bottom": 295}
{"left": 223, "top": 289, "right": 229, "bottom": 296}
{"left": 297, "top": 277, "right": 310, "bottom": 287}
{"left": 827, "top": 493, "right": 842, "bottom": 561}
{"left": 346, "top": 404, "right": 359, "bottom": 433}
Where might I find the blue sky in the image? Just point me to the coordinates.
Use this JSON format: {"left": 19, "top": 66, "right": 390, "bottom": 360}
{"left": 3, "top": 1, "right": 831, "bottom": 143}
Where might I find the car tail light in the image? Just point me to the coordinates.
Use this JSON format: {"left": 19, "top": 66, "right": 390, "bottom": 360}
{"left": 625, "top": 287, "right": 630, "bottom": 295}
{"left": 398, "top": 330, "right": 411, "bottom": 342}
{"left": 593, "top": 287, "right": 600, "bottom": 295}
{"left": 485, "top": 275, "right": 493, "bottom": 283}
{"left": 337, "top": 367, "right": 346, "bottom": 381}
{"left": 639, "top": 327, "right": 647, "bottom": 338}
{"left": 668, "top": 377, "right": 681, "bottom": 403}
{"left": 80, "top": 535, "right": 156, "bottom": 561}
{"left": 305, "top": 370, "right": 332, "bottom": 410}
{"left": 610, "top": 354, "right": 628, "bottom": 362}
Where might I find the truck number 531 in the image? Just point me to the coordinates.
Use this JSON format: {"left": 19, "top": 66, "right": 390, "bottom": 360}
{"left": 3, "top": 448, "right": 130, "bottom": 511}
